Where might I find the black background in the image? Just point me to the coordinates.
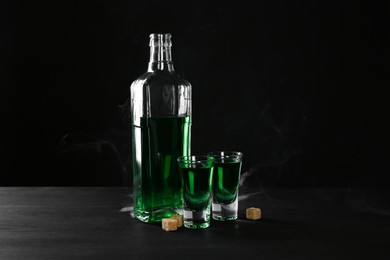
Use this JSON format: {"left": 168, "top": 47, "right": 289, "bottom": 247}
{"left": 1, "top": 0, "right": 388, "bottom": 189}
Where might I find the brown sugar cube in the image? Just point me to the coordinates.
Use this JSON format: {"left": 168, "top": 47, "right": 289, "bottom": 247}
{"left": 169, "top": 215, "right": 183, "bottom": 227}
{"left": 162, "top": 218, "right": 178, "bottom": 231}
{"left": 246, "top": 207, "right": 261, "bottom": 220}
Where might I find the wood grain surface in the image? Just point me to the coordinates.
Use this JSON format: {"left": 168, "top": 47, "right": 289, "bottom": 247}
{"left": 0, "top": 187, "right": 389, "bottom": 259}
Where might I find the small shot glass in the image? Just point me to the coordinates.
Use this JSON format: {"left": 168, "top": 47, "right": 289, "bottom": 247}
{"left": 177, "top": 155, "right": 214, "bottom": 229}
{"left": 208, "top": 151, "right": 243, "bottom": 221}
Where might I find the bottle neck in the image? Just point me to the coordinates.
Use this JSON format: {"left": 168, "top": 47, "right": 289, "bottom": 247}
{"left": 147, "top": 34, "right": 175, "bottom": 72}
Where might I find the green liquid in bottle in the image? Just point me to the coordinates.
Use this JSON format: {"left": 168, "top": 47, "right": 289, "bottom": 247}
{"left": 212, "top": 161, "right": 242, "bottom": 204}
{"left": 132, "top": 116, "right": 191, "bottom": 223}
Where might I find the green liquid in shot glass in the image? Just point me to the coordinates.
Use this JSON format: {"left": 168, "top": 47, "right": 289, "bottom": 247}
{"left": 181, "top": 167, "right": 213, "bottom": 211}
{"left": 212, "top": 161, "right": 242, "bottom": 204}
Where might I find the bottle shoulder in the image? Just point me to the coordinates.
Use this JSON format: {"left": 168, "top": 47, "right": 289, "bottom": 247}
{"left": 131, "top": 71, "right": 191, "bottom": 90}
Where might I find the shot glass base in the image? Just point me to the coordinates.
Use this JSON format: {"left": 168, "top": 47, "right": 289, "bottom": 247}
{"left": 184, "top": 222, "right": 210, "bottom": 229}
{"left": 212, "top": 215, "right": 237, "bottom": 221}
{"left": 183, "top": 208, "right": 210, "bottom": 229}
{"left": 212, "top": 201, "right": 238, "bottom": 221}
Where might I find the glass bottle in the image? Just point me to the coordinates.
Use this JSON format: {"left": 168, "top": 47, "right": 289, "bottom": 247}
{"left": 130, "top": 33, "right": 192, "bottom": 223}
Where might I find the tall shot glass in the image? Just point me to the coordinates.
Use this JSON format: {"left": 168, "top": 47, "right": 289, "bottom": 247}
{"left": 208, "top": 151, "right": 243, "bottom": 221}
{"left": 177, "top": 156, "right": 214, "bottom": 229}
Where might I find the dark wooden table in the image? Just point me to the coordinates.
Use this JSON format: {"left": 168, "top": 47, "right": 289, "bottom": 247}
{"left": 0, "top": 187, "right": 389, "bottom": 259}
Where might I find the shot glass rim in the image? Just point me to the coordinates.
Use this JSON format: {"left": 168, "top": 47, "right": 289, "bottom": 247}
{"left": 207, "top": 151, "right": 243, "bottom": 161}
{"left": 177, "top": 155, "right": 215, "bottom": 165}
